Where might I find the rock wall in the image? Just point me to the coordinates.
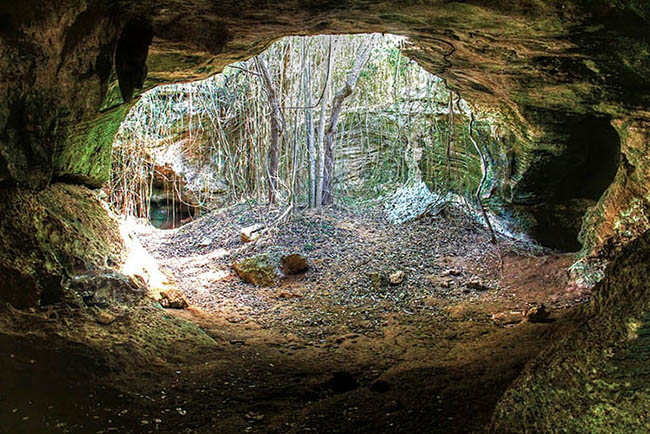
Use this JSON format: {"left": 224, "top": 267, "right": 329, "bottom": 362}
{"left": 492, "top": 227, "right": 650, "bottom": 432}
{"left": 581, "top": 119, "right": 650, "bottom": 258}
{"left": 0, "top": 183, "right": 140, "bottom": 308}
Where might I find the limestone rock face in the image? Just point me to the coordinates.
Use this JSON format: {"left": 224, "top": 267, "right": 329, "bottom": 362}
{"left": 0, "top": 183, "right": 129, "bottom": 308}
{"left": 491, "top": 229, "right": 650, "bottom": 432}
{"left": 65, "top": 271, "right": 146, "bottom": 308}
{"left": 580, "top": 119, "right": 650, "bottom": 258}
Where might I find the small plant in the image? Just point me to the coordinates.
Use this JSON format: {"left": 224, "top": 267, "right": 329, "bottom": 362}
{"left": 304, "top": 243, "right": 315, "bottom": 251}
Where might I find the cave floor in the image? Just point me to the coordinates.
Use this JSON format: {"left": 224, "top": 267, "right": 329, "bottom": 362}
{"left": 1, "top": 203, "right": 589, "bottom": 433}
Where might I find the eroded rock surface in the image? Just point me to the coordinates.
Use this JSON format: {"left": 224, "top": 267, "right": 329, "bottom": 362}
{"left": 0, "top": 183, "right": 136, "bottom": 308}
{"left": 492, "top": 229, "right": 650, "bottom": 432}
{"left": 2, "top": 2, "right": 650, "bottom": 432}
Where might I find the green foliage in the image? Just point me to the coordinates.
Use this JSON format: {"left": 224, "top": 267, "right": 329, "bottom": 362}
{"left": 108, "top": 33, "right": 502, "bottom": 218}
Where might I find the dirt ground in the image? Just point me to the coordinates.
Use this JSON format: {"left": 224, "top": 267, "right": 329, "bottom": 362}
{"left": 0, "top": 203, "right": 589, "bottom": 433}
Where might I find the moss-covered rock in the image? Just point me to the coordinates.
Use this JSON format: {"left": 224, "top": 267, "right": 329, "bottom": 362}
{"left": 53, "top": 104, "right": 134, "bottom": 187}
{"left": 232, "top": 252, "right": 283, "bottom": 287}
{"left": 232, "top": 250, "right": 309, "bottom": 287}
{"left": 580, "top": 119, "right": 650, "bottom": 259}
{"left": 491, "top": 229, "right": 650, "bottom": 433}
{"left": 0, "top": 183, "right": 126, "bottom": 308}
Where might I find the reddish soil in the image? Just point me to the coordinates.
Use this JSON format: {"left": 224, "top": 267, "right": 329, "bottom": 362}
{"left": 0, "top": 203, "right": 588, "bottom": 433}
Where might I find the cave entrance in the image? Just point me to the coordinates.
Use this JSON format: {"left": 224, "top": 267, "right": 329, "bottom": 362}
{"left": 561, "top": 117, "right": 620, "bottom": 202}
{"left": 526, "top": 117, "right": 620, "bottom": 252}
{"left": 103, "top": 33, "right": 591, "bottom": 434}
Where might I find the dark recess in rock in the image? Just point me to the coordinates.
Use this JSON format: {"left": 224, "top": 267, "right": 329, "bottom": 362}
{"left": 115, "top": 18, "right": 153, "bottom": 102}
{"left": 513, "top": 117, "right": 621, "bottom": 252}
{"left": 328, "top": 371, "right": 359, "bottom": 394}
{"left": 559, "top": 117, "right": 620, "bottom": 202}
{"left": 0, "top": 13, "right": 14, "bottom": 37}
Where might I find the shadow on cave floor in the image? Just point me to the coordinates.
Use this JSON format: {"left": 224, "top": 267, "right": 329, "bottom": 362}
{"left": 1, "top": 204, "right": 590, "bottom": 433}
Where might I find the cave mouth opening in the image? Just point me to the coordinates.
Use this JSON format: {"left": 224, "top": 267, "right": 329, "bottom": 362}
{"left": 528, "top": 116, "right": 621, "bottom": 253}
{"left": 560, "top": 116, "right": 620, "bottom": 202}
{"left": 3, "top": 33, "right": 605, "bottom": 434}
{"left": 109, "top": 34, "right": 590, "bottom": 386}
{"left": 107, "top": 32, "right": 591, "bottom": 327}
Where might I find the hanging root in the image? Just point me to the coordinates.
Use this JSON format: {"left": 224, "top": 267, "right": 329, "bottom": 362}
{"left": 468, "top": 111, "right": 497, "bottom": 244}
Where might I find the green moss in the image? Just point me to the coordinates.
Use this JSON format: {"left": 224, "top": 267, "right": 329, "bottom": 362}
{"left": 0, "top": 184, "right": 124, "bottom": 307}
{"left": 99, "top": 80, "right": 124, "bottom": 111}
{"left": 492, "top": 231, "right": 650, "bottom": 433}
{"left": 53, "top": 103, "right": 133, "bottom": 188}
{"left": 232, "top": 252, "right": 282, "bottom": 287}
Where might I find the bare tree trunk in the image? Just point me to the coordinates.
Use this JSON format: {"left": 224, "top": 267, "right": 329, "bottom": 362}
{"left": 321, "top": 37, "right": 375, "bottom": 206}
{"left": 469, "top": 111, "right": 497, "bottom": 243}
{"left": 256, "top": 55, "right": 282, "bottom": 204}
{"left": 302, "top": 39, "right": 317, "bottom": 208}
{"left": 315, "top": 37, "right": 334, "bottom": 208}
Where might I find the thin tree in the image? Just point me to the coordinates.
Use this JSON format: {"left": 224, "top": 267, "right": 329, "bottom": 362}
{"left": 255, "top": 55, "right": 283, "bottom": 203}
{"left": 315, "top": 37, "right": 335, "bottom": 208}
{"left": 302, "top": 39, "right": 317, "bottom": 208}
{"left": 319, "top": 36, "right": 376, "bottom": 206}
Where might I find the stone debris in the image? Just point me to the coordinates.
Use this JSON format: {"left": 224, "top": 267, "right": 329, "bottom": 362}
{"left": 389, "top": 270, "right": 405, "bottom": 285}
{"left": 241, "top": 224, "right": 265, "bottom": 243}
{"left": 159, "top": 288, "right": 189, "bottom": 309}
{"left": 526, "top": 304, "right": 550, "bottom": 323}
{"left": 233, "top": 251, "right": 309, "bottom": 286}
{"left": 96, "top": 311, "right": 116, "bottom": 325}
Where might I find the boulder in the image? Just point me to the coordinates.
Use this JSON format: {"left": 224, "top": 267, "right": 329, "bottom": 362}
{"left": 233, "top": 252, "right": 282, "bottom": 287}
{"left": 65, "top": 271, "right": 146, "bottom": 308}
{"left": 281, "top": 253, "right": 309, "bottom": 275}
{"left": 0, "top": 184, "right": 130, "bottom": 309}
{"left": 233, "top": 250, "right": 309, "bottom": 286}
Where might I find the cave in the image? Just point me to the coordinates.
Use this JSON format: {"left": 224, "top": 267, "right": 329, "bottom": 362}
{"left": 2, "top": 2, "right": 650, "bottom": 433}
{"left": 519, "top": 116, "right": 622, "bottom": 252}
{"left": 560, "top": 117, "right": 621, "bottom": 202}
